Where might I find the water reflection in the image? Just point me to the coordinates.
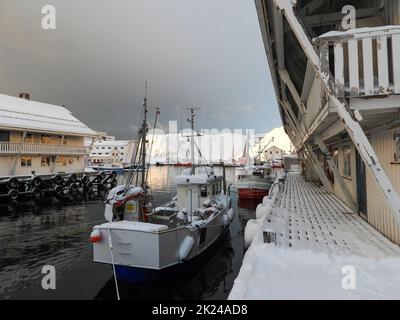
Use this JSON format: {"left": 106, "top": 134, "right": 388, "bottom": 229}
{"left": 0, "top": 166, "right": 256, "bottom": 300}
{"left": 95, "top": 232, "right": 234, "bottom": 300}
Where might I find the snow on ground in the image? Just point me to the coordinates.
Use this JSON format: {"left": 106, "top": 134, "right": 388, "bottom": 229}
{"left": 229, "top": 244, "right": 400, "bottom": 300}
{"left": 229, "top": 173, "right": 400, "bottom": 300}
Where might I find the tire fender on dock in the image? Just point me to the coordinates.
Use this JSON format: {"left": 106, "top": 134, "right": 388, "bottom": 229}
{"left": 244, "top": 219, "right": 261, "bottom": 249}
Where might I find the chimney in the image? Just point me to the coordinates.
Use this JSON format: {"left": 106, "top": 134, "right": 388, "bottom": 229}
{"left": 19, "top": 93, "right": 31, "bottom": 100}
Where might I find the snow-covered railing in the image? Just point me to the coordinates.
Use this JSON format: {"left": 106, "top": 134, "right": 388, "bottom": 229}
{"left": 0, "top": 142, "right": 89, "bottom": 156}
{"left": 315, "top": 26, "right": 400, "bottom": 98}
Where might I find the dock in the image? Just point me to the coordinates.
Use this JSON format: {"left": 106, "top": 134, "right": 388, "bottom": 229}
{"left": 230, "top": 173, "right": 400, "bottom": 300}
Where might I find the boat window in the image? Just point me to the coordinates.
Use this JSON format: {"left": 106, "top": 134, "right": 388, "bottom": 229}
{"left": 200, "top": 185, "right": 208, "bottom": 197}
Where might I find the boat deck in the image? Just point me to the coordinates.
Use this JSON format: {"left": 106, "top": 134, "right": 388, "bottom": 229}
{"left": 229, "top": 173, "right": 400, "bottom": 299}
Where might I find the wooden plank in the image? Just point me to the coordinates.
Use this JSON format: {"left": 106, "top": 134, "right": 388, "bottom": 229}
{"left": 319, "top": 43, "right": 330, "bottom": 85}
{"left": 377, "top": 35, "right": 389, "bottom": 93}
{"left": 393, "top": 34, "right": 400, "bottom": 94}
{"left": 334, "top": 42, "right": 345, "bottom": 97}
{"left": 348, "top": 39, "right": 359, "bottom": 96}
{"left": 362, "top": 37, "right": 374, "bottom": 95}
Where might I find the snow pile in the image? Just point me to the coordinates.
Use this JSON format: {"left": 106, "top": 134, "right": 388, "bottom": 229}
{"left": 229, "top": 245, "right": 400, "bottom": 300}
{"left": 96, "top": 221, "right": 168, "bottom": 233}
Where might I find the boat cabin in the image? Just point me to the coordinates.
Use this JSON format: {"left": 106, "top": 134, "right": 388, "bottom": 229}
{"left": 174, "top": 171, "right": 224, "bottom": 214}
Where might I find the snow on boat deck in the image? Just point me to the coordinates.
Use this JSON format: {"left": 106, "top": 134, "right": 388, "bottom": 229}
{"left": 229, "top": 173, "right": 400, "bottom": 300}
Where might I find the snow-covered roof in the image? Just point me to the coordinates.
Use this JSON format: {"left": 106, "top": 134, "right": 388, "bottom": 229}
{"left": 96, "top": 221, "right": 168, "bottom": 233}
{"left": 0, "top": 93, "right": 97, "bottom": 136}
{"left": 93, "top": 140, "right": 133, "bottom": 148}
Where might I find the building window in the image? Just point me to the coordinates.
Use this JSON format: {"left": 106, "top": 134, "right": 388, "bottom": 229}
{"left": 395, "top": 134, "right": 400, "bottom": 161}
{"left": 22, "top": 133, "right": 33, "bottom": 143}
{"left": 58, "top": 136, "right": 67, "bottom": 145}
{"left": 57, "top": 157, "right": 67, "bottom": 166}
{"left": 332, "top": 148, "right": 339, "bottom": 169}
{"left": 21, "top": 157, "right": 32, "bottom": 167}
{"left": 41, "top": 135, "right": 51, "bottom": 144}
{"left": 343, "top": 147, "right": 352, "bottom": 177}
{"left": 0, "top": 131, "right": 10, "bottom": 142}
{"left": 41, "top": 157, "right": 51, "bottom": 166}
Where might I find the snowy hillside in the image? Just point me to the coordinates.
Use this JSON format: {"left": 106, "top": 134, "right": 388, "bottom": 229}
{"left": 147, "top": 126, "right": 291, "bottom": 164}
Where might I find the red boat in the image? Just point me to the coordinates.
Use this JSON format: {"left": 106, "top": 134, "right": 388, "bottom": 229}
{"left": 237, "top": 178, "right": 271, "bottom": 201}
{"left": 175, "top": 162, "right": 193, "bottom": 167}
{"left": 238, "top": 185, "right": 269, "bottom": 201}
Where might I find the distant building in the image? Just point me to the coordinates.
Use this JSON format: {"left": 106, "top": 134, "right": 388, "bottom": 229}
{"left": 0, "top": 93, "right": 97, "bottom": 177}
{"left": 86, "top": 139, "right": 136, "bottom": 168}
{"left": 264, "top": 146, "right": 286, "bottom": 162}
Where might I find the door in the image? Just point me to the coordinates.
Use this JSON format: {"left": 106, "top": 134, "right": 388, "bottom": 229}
{"left": 356, "top": 151, "right": 368, "bottom": 217}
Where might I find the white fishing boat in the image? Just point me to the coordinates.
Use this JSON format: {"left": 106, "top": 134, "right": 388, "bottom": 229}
{"left": 90, "top": 104, "right": 234, "bottom": 284}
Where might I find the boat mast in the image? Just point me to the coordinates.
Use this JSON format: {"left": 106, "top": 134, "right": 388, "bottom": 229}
{"left": 188, "top": 108, "right": 196, "bottom": 175}
{"left": 141, "top": 82, "right": 148, "bottom": 189}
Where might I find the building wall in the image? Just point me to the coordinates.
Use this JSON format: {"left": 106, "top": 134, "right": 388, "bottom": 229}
{"left": 0, "top": 130, "right": 88, "bottom": 177}
{"left": 9, "top": 131, "right": 84, "bottom": 146}
{"left": 265, "top": 146, "right": 286, "bottom": 161}
{"left": 366, "top": 129, "right": 400, "bottom": 244}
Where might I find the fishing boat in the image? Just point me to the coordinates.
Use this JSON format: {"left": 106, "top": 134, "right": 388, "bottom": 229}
{"left": 237, "top": 169, "right": 273, "bottom": 201}
{"left": 91, "top": 166, "right": 125, "bottom": 176}
{"left": 90, "top": 104, "right": 234, "bottom": 284}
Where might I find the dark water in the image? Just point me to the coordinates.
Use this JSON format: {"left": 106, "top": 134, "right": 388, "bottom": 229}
{"left": 0, "top": 167, "right": 257, "bottom": 300}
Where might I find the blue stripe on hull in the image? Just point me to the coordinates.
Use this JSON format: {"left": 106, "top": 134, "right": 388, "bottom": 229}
{"left": 115, "top": 264, "right": 179, "bottom": 284}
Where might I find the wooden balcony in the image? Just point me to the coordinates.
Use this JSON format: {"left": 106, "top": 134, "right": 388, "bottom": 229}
{"left": 0, "top": 142, "right": 89, "bottom": 156}
{"left": 315, "top": 26, "right": 400, "bottom": 98}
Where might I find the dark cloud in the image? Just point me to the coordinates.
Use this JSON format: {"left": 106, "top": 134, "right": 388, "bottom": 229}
{"left": 0, "top": 0, "right": 280, "bottom": 139}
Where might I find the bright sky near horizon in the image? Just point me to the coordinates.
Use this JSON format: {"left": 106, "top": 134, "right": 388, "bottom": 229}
{"left": 0, "top": 0, "right": 281, "bottom": 139}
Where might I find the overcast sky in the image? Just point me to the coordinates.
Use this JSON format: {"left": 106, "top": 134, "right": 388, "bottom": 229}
{"left": 0, "top": 0, "right": 280, "bottom": 139}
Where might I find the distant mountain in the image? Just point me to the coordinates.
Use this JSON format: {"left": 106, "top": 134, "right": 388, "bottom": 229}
{"left": 255, "top": 127, "right": 292, "bottom": 153}
{"left": 147, "top": 127, "right": 291, "bottom": 164}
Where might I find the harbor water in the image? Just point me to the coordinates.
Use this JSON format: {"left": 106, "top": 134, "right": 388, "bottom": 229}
{"left": 0, "top": 166, "right": 257, "bottom": 300}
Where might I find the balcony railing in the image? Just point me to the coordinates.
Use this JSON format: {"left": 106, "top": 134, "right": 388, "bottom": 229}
{"left": 0, "top": 142, "right": 89, "bottom": 156}
{"left": 315, "top": 26, "right": 400, "bottom": 98}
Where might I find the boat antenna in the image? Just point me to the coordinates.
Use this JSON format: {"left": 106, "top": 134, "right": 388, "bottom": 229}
{"left": 186, "top": 108, "right": 199, "bottom": 175}
{"left": 141, "top": 81, "right": 148, "bottom": 189}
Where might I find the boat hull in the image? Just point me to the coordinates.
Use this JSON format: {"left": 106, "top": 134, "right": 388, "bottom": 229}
{"left": 93, "top": 208, "right": 234, "bottom": 284}
{"left": 238, "top": 187, "right": 269, "bottom": 201}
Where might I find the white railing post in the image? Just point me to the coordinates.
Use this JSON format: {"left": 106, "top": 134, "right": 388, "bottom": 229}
{"left": 377, "top": 35, "right": 389, "bottom": 93}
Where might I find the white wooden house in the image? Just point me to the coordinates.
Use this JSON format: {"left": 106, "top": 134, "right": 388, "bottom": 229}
{"left": 0, "top": 93, "right": 97, "bottom": 177}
